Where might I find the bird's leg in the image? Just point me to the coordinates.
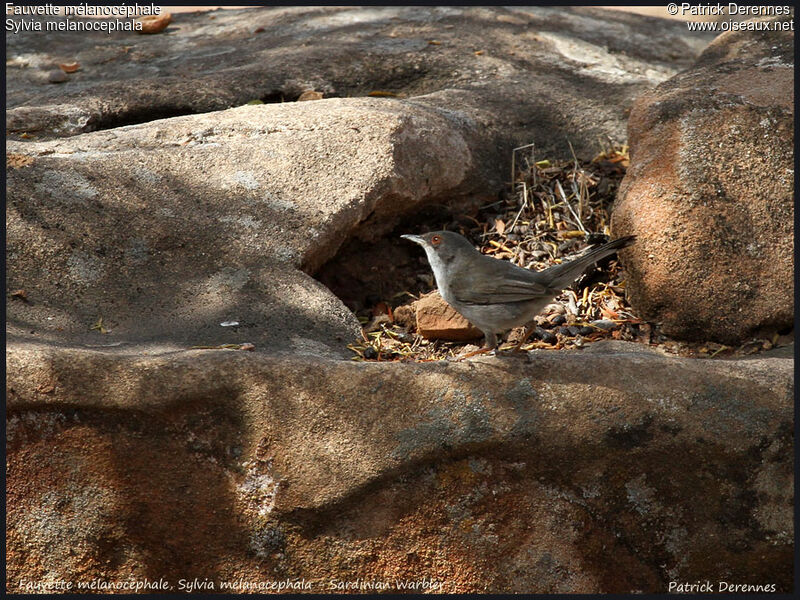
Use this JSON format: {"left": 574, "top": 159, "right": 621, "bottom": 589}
{"left": 512, "top": 322, "right": 538, "bottom": 352}
{"left": 457, "top": 331, "right": 497, "bottom": 360}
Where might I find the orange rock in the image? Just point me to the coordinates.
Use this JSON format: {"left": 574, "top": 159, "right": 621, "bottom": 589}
{"left": 415, "top": 291, "right": 483, "bottom": 341}
{"left": 297, "top": 90, "right": 324, "bottom": 101}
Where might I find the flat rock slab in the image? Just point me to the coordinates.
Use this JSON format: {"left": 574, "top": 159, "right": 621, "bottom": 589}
{"left": 7, "top": 6, "right": 713, "bottom": 162}
{"left": 6, "top": 340, "right": 792, "bottom": 592}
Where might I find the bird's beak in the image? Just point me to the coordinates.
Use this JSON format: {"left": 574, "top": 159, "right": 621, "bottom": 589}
{"left": 401, "top": 234, "right": 425, "bottom": 246}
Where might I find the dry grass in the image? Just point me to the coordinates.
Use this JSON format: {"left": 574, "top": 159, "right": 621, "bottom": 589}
{"left": 348, "top": 142, "right": 786, "bottom": 361}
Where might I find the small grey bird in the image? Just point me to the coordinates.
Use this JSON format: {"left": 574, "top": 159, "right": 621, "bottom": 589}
{"left": 401, "top": 231, "right": 635, "bottom": 357}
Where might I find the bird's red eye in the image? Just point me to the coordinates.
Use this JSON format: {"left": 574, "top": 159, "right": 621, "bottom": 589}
{"left": 431, "top": 235, "right": 442, "bottom": 246}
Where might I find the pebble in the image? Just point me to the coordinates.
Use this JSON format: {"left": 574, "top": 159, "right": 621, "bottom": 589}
{"left": 578, "top": 326, "right": 594, "bottom": 336}
{"left": 363, "top": 346, "right": 378, "bottom": 359}
{"left": 540, "top": 330, "right": 557, "bottom": 344}
{"left": 591, "top": 319, "right": 617, "bottom": 331}
{"left": 567, "top": 326, "right": 581, "bottom": 336}
{"left": 550, "top": 314, "right": 567, "bottom": 326}
{"left": 47, "top": 69, "right": 68, "bottom": 83}
{"left": 558, "top": 326, "right": 572, "bottom": 336}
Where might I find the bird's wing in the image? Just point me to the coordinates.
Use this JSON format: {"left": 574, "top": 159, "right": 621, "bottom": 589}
{"left": 450, "top": 258, "right": 555, "bottom": 305}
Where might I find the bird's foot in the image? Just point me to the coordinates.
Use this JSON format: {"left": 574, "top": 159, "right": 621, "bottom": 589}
{"left": 511, "top": 324, "right": 540, "bottom": 352}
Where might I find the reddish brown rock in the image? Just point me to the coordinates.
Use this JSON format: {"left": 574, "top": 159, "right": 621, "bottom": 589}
{"left": 415, "top": 291, "right": 483, "bottom": 342}
{"left": 612, "top": 17, "right": 794, "bottom": 344}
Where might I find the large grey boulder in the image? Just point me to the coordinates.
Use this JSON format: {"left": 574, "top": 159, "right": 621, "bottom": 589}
{"left": 7, "top": 99, "right": 475, "bottom": 352}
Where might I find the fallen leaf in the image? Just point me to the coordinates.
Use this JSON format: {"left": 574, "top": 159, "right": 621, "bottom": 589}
{"left": 368, "top": 91, "right": 398, "bottom": 97}
{"left": 495, "top": 218, "right": 505, "bottom": 235}
{"left": 10, "top": 289, "right": 28, "bottom": 301}
{"left": 600, "top": 305, "right": 619, "bottom": 320}
{"left": 474, "top": 50, "right": 485, "bottom": 55}
{"left": 89, "top": 317, "right": 109, "bottom": 334}
{"left": 137, "top": 12, "right": 171, "bottom": 34}
{"left": 488, "top": 239, "right": 514, "bottom": 254}
{"left": 59, "top": 62, "right": 80, "bottom": 73}
{"left": 372, "top": 302, "right": 393, "bottom": 321}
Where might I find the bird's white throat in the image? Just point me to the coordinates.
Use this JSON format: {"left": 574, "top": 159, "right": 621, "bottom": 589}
{"left": 422, "top": 246, "right": 455, "bottom": 304}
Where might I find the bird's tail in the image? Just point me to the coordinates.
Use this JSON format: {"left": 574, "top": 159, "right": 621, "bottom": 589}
{"left": 544, "top": 235, "right": 636, "bottom": 290}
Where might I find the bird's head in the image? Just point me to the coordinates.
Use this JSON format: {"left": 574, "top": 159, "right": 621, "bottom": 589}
{"left": 400, "top": 230, "right": 478, "bottom": 265}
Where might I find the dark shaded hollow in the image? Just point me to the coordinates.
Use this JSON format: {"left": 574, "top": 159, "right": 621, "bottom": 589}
{"left": 314, "top": 203, "right": 487, "bottom": 319}
{"left": 315, "top": 201, "right": 626, "bottom": 323}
